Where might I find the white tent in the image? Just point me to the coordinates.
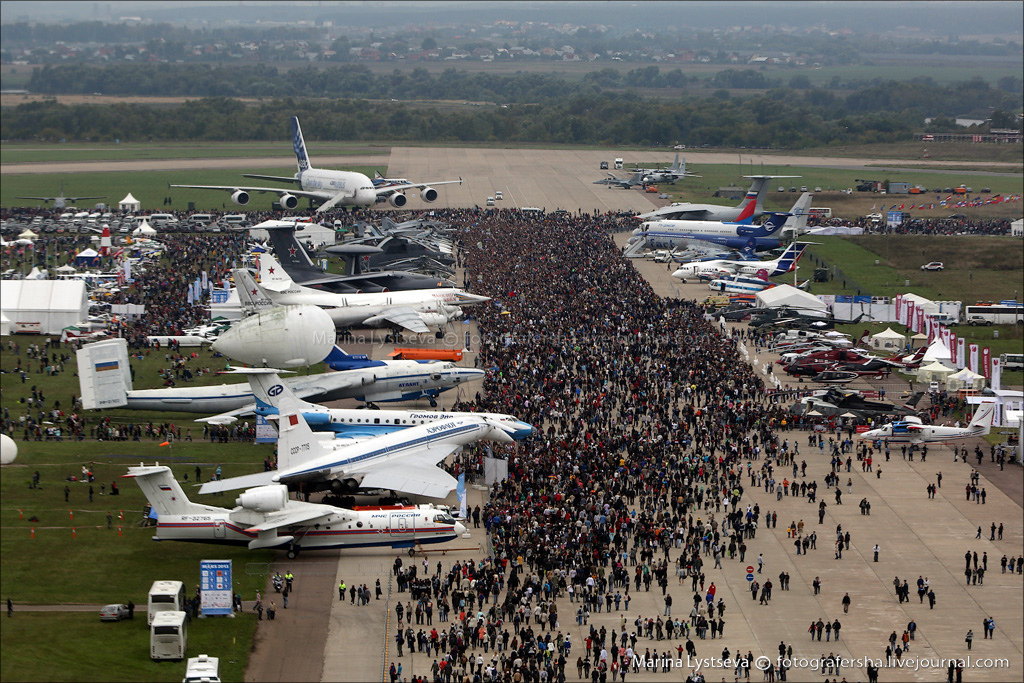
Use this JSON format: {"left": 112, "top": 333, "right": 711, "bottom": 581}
{"left": 755, "top": 284, "right": 828, "bottom": 316}
{"left": 1011, "top": 218, "right": 1023, "bottom": 237}
{"left": 869, "top": 327, "right": 906, "bottom": 350}
{"left": 0, "top": 311, "right": 9, "bottom": 336}
{"left": 921, "top": 338, "right": 953, "bottom": 366}
{"left": 118, "top": 193, "right": 141, "bottom": 212}
{"left": 54, "top": 264, "right": 78, "bottom": 273}
{"left": 133, "top": 220, "right": 157, "bottom": 237}
{"left": 946, "top": 367, "right": 986, "bottom": 392}
{"left": 917, "top": 361, "right": 955, "bottom": 384}
{"left": 17, "top": 229, "right": 38, "bottom": 240}
{"left": 0, "top": 280, "right": 89, "bottom": 335}
{"left": 902, "top": 293, "right": 939, "bottom": 315}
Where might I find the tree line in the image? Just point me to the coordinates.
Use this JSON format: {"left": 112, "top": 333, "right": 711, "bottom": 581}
{"left": 2, "top": 68, "right": 1021, "bottom": 148}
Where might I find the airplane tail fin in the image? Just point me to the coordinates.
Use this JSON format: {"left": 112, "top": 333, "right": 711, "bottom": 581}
{"left": 123, "top": 465, "right": 218, "bottom": 516}
{"left": 670, "top": 154, "right": 681, "bottom": 171}
{"left": 291, "top": 116, "right": 312, "bottom": 172}
{"left": 733, "top": 191, "right": 759, "bottom": 224}
{"left": 774, "top": 243, "right": 808, "bottom": 274}
{"left": 750, "top": 176, "right": 773, "bottom": 219}
{"left": 76, "top": 338, "right": 132, "bottom": 410}
{"left": 969, "top": 402, "right": 996, "bottom": 434}
{"left": 324, "top": 345, "right": 377, "bottom": 371}
{"left": 262, "top": 224, "right": 323, "bottom": 280}
{"left": 256, "top": 251, "right": 299, "bottom": 291}
{"left": 232, "top": 268, "right": 274, "bottom": 314}
{"left": 783, "top": 192, "right": 814, "bottom": 232}
{"left": 754, "top": 212, "right": 792, "bottom": 237}
{"left": 275, "top": 393, "right": 333, "bottom": 472}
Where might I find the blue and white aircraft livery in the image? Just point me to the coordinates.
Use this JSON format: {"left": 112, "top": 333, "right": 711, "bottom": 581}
{"left": 858, "top": 401, "right": 996, "bottom": 445}
{"left": 237, "top": 367, "right": 534, "bottom": 441}
{"left": 125, "top": 465, "right": 465, "bottom": 557}
{"left": 198, "top": 391, "right": 516, "bottom": 498}
{"left": 171, "top": 116, "right": 462, "bottom": 212}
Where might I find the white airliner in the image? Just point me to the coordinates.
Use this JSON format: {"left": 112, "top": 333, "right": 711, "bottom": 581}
{"left": 76, "top": 338, "right": 484, "bottom": 417}
{"left": 125, "top": 465, "right": 466, "bottom": 557}
{"left": 171, "top": 116, "right": 461, "bottom": 212}
{"left": 237, "top": 367, "right": 535, "bottom": 441}
{"left": 198, "top": 392, "right": 516, "bottom": 498}
{"left": 672, "top": 243, "right": 808, "bottom": 281}
{"left": 237, "top": 264, "right": 487, "bottom": 336}
{"left": 858, "top": 401, "right": 996, "bottom": 445}
{"left": 637, "top": 175, "right": 800, "bottom": 222}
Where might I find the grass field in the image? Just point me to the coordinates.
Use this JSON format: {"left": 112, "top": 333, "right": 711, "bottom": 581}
{"left": 0, "top": 336, "right": 305, "bottom": 681}
{"left": 0, "top": 141, "right": 390, "bottom": 165}
{"left": 0, "top": 612, "right": 257, "bottom": 682}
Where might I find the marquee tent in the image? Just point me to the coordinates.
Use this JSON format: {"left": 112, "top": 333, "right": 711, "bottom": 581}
{"left": 755, "top": 285, "right": 828, "bottom": 316}
{"left": 74, "top": 248, "right": 101, "bottom": 268}
{"left": 946, "top": 367, "right": 986, "bottom": 392}
{"left": 869, "top": 327, "right": 906, "bottom": 350}
{"left": 0, "top": 280, "right": 88, "bottom": 335}
{"left": 917, "top": 361, "right": 955, "bottom": 384}
{"left": 118, "top": 193, "right": 141, "bottom": 212}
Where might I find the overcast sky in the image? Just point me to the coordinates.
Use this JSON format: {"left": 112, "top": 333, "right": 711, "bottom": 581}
{"left": 2, "top": 1, "right": 1022, "bottom": 41}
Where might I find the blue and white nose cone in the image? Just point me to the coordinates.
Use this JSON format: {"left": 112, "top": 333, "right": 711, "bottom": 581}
{"left": 212, "top": 305, "right": 335, "bottom": 368}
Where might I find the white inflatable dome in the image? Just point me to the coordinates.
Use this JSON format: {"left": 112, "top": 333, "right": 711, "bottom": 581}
{"left": 0, "top": 434, "right": 17, "bottom": 465}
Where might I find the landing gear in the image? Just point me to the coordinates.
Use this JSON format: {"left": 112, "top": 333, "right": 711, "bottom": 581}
{"left": 286, "top": 545, "right": 300, "bottom": 559}
{"left": 429, "top": 397, "right": 438, "bottom": 408}
{"left": 435, "top": 330, "right": 444, "bottom": 339}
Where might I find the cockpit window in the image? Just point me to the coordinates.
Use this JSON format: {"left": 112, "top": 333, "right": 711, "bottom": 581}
{"left": 434, "top": 513, "right": 456, "bottom": 525}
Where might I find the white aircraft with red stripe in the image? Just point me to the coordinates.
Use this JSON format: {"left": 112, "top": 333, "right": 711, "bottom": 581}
{"left": 858, "top": 401, "right": 996, "bottom": 444}
{"left": 125, "top": 465, "right": 465, "bottom": 558}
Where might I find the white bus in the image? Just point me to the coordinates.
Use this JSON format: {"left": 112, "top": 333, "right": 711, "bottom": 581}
{"left": 963, "top": 304, "right": 1024, "bottom": 326}
{"left": 150, "top": 610, "right": 188, "bottom": 661}
{"left": 148, "top": 580, "right": 186, "bottom": 626}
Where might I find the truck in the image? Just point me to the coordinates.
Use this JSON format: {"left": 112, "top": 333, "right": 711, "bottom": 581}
{"left": 962, "top": 304, "right": 1023, "bottom": 326}
{"left": 613, "top": 158, "right": 624, "bottom": 169}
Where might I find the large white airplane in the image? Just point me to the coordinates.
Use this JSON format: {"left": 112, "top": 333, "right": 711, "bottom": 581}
{"left": 238, "top": 265, "right": 486, "bottom": 337}
{"left": 672, "top": 242, "right": 809, "bottom": 281}
{"left": 125, "top": 465, "right": 466, "bottom": 556}
{"left": 171, "top": 116, "right": 461, "bottom": 212}
{"left": 636, "top": 192, "right": 813, "bottom": 253}
{"left": 238, "top": 367, "right": 535, "bottom": 441}
{"left": 637, "top": 174, "right": 800, "bottom": 223}
{"left": 76, "top": 338, "right": 484, "bottom": 418}
{"left": 858, "top": 401, "right": 996, "bottom": 445}
{"left": 198, "top": 391, "right": 516, "bottom": 498}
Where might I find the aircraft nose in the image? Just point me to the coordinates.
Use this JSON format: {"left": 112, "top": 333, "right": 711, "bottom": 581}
{"left": 454, "top": 521, "right": 468, "bottom": 536}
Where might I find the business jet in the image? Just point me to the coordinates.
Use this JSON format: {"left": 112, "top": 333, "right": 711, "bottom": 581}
{"left": 198, "top": 392, "right": 517, "bottom": 498}
{"left": 236, "top": 367, "right": 534, "bottom": 441}
{"left": 171, "top": 116, "right": 461, "bottom": 212}
{"left": 858, "top": 401, "right": 996, "bottom": 445}
{"left": 126, "top": 465, "right": 466, "bottom": 556}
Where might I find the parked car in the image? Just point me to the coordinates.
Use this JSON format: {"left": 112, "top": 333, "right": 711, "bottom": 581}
{"left": 100, "top": 603, "right": 129, "bottom": 622}
{"left": 921, "top": 262, "right": 944, "bottom": 271}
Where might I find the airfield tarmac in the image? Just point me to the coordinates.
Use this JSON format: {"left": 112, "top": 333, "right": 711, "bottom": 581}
{"left": 240, "top": 242, "right": 1022, "bottom": 681}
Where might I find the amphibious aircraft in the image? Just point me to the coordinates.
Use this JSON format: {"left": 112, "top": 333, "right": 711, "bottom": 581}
{"left": 637, "top": 175, "right": 800, "bottom": 222}
{"left": 126, "top": 465, "right": 466, "bottom": 557}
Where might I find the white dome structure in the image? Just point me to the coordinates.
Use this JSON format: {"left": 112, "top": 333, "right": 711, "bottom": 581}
{"left": 0, "top": 434, "right": 17, "bottom": 465}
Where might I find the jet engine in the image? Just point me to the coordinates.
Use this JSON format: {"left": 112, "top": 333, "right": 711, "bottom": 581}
{"left": 388, "top": 192, "right": 408, "bottom": 208}
{"left": 329, "top": 477, "right": 361, "bottom": 494}
{"left": 420, "top": 186, "right": 438, "bottom": 203}
{"left": 279, "top": 193, "right": 299, "bottom": 210}
{"left": 231, "top": 189, "right": 250, "bottom": 206}
{"left": 236, "top": 484, "right": 289, "bottom": 512}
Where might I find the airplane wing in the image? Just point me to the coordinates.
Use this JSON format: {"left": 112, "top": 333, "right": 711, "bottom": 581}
{"left": 358, "top": 464, "right": 458, "bottom": 498}
{"left": 199, "top": 471, "right": 277, "bottom": 494}
{"left": 247, "top": 505, "right": 356, "bottom": 532}
{"left": 373, "top": 178, "right": 462, "bottom": 198}
{"left": 193, "top": 402, "right": 259, "bottom": 425}
{"left": 170, "top": 184, "right": 332, "bottom": 202}
{"left": 371, "top": 307, "right": 432, "bottom": 334}
{"left": 241, "top": 174, "right": 301, "bottom": 185}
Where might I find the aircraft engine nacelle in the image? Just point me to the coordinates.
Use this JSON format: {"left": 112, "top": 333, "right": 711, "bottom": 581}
{"left": 237, "top": 484, "right": 289, "bottom": 512}
{"left": 388, "top": 192, "right": 408, "bottom": 208}
{"left": 279, "top": 193, "right": 299, "bottom": 210}
{"left": 231, "top": 189, "right": 250, "bottom": 206}
{"left": 329, "top": 478, "right": 361, "bottom": 494}
{"left": 420, "top": 186, "right": 438, "bottom": 203}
